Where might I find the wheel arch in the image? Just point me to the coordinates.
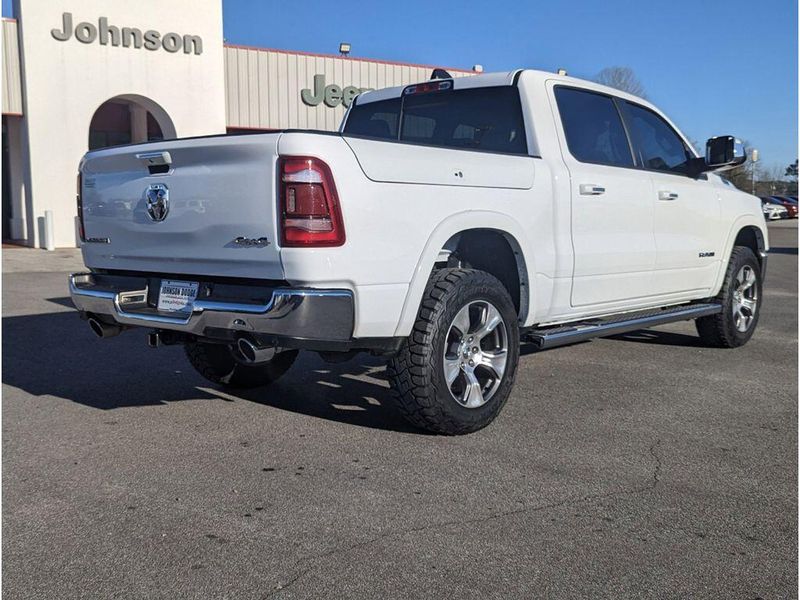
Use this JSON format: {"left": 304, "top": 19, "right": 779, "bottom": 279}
{"left": 711, "top": 217, "right": 768, "bottom": 296}
{"left": 733, "top": 225, "right": 767, "bottom": 259}
{"left": 393, "top": 211, "right": 534, "bottom": 337}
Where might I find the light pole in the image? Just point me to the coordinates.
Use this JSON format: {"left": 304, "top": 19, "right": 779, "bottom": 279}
{"left": 750, "top": 148, "right": 759, "bottom": 195}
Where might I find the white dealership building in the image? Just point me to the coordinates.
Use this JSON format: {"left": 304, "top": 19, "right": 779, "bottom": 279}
{"left": 1, "top": 0, "right": 474, "bottom": 248}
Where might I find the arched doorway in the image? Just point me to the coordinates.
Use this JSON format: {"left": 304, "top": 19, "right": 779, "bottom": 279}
{"left": 88, "top": 95, "right": 176, "bottom": 150}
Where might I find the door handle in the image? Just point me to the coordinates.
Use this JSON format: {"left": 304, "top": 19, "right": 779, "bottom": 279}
{"left": 658, "top": 190, "right": 679, "bottom": 201}
{"left": 579, "top": 184, "right": 606, "bottom": 195}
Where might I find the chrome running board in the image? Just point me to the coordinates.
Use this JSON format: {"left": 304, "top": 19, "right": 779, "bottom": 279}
{"left": 523, "top": 303, "right": 722, "bottom": 350}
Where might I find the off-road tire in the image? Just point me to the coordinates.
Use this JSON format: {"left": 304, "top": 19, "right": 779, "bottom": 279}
{"left": 695, "top": 246, "right": 762, "bottom": 348}
{"left": 184, "top": 342, "right": 298, "bottom": 388}
{"left": 387, "top": 268, "right": 520, "bottom": 435}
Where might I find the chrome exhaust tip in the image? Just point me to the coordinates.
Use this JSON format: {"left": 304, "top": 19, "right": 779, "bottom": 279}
{"left": 236, "top": 336, "right": 277, "bottom": 364}
{"left": 87, "top": 316, "right": 122, "bottom": 339}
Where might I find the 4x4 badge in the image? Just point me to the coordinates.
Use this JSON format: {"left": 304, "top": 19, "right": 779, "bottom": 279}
{"left": 145, "top": 183, "right": 169, "bottom": 222}
{"left": 232, "top": 236, "right": 270, "bottom": 247}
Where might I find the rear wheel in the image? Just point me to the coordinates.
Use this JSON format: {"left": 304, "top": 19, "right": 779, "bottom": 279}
{"left": 184, "top": 342, "right": 298, "bottom": 388}
{"left": 387, "top": 268, "right": 520, "bottom": 435}
{"left": 696, "top": 246, "right": 762, "bottom": 348}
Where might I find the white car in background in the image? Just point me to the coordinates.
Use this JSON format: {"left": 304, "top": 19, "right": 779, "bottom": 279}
{"left": 762, "top": 201, "right": 788, "bottom": 220}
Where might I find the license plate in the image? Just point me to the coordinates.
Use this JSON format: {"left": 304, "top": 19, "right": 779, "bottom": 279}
{"left": 157, "top": 279, "right": 199, "bottom": 314}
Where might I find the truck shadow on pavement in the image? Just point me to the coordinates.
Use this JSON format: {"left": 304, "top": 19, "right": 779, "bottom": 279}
{"left": 606, "top": 329, "right": 707, "bottom": 347}
{"left": 3, "top": 307, "right": 711, "bottom": 431}
{"left": 2, "top": 309, "right": 419, "bottom": 433}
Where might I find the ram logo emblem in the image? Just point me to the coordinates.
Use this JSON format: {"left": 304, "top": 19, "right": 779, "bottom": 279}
{"left": 145, "top": 183, "right": 169, "bottom": 222}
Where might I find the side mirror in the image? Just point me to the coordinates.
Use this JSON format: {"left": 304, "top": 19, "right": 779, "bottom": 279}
{"left": 705, "top": 136, "right": 746, "bottom": 171}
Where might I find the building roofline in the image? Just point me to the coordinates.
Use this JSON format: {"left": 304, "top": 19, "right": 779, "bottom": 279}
{"left": 2, "top": 17, "right": 17, "bottom": 23}
{"left": 223, "top": 42, "right": 474, "bottom": 74}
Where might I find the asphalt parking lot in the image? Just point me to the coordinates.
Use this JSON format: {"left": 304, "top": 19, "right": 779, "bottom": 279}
{"left": 3, "top": 221, "right": 797, "bottom": 599}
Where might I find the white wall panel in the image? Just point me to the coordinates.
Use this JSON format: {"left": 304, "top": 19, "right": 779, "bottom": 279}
{"left": 2, "top": 19, "right": 23, "bottom": 115}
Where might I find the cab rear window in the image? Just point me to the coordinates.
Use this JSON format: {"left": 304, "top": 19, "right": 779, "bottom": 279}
{"left": 341, "top": 98, "right": 400, "bottom": 141}
{"left": 344, "top": 86, "right": 528, "bottom": 155}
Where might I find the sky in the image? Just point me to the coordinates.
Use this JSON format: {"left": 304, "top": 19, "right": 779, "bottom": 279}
{"left": 4, "top": 0, "right": 797, "bottom": 173}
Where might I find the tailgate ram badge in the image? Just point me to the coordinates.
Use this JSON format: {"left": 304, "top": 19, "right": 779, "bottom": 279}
{"left": 145, "top": 183, "right": 170, "bottom": 222}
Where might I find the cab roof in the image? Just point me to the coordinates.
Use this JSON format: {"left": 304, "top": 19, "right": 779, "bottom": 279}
{"left": 356, "top": 68, "right": 651, "bottom": 108}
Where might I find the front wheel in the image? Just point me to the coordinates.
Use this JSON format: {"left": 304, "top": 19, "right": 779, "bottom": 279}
{"left": 387, "top": 268, "right": 520, "bottom": 435}
{"left": 696, "top": 246, "right": 762, "bottom": 348}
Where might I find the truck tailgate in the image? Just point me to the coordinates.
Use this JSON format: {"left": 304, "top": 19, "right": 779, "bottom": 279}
{"left": 80, "top": 133, "right": 284, "bottom": 279}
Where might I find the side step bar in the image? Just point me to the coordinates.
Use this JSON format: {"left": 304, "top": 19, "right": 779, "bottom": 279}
{"left": 523, "top": 303, "right": 722, "bottom": 350}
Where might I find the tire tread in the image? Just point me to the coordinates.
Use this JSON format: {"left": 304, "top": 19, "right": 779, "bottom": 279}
{"left": 387, "top": 268, "right": 518, "bottom": 435}
{"left": 696, "top": 246, "right": 760, "bottom": 348}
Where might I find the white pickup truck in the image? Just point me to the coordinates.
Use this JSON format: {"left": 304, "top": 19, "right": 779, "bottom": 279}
{"left": 70, "top": 69, "right": 767, "bottom": 434}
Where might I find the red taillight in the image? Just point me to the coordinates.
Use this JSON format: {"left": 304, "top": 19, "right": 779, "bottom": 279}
{"left": 76, "top": 172, "right": 85, "bottom": 242}
{"left": 279, "top": 156, "right": 345, "bottom": 247}
{"left": 402, "top": 80, "right": 452, "bottom": 96}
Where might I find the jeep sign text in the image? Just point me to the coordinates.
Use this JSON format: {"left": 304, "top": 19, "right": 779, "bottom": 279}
{"left": 301, "top": 75, "right": 372, "bottom": 108}
{"left": 51, "top": 12, "right": 203, "bottom": 55}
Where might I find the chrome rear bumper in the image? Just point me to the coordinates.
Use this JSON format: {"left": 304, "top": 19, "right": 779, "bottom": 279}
{"left": 69, "top": 272, "right": 354, "bottom": 342}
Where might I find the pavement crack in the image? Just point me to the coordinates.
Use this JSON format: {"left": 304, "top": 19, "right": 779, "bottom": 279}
{"left": 263, "top": 567, "right": 313, "bottom": 599}
{"left": 266, "top": 438, "right": 664, "bottom": 597}
{"left": 649, "top": 439, "right": 663, "bottom": 488}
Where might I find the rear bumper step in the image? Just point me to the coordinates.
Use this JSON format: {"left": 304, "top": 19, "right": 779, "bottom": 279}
{"left": 69, "top": 272, "right": 354, "bottom": 342}
{"left": 523, "top": 303, "right": 722, "bottom": 349}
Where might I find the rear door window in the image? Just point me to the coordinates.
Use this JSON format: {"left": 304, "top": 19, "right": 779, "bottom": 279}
{"left": 554, "top": 87, "right": 634, "bottom": 168}
{"left": 344, "top": 86, "right": 528, "bottom": 155}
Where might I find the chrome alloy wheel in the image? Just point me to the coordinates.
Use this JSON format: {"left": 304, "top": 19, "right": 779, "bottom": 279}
{"left": 442, "top": 300, "right": 509, "bottom": 409}
{"left": 732, "top": 264, "right": 758, "bottom": 333}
